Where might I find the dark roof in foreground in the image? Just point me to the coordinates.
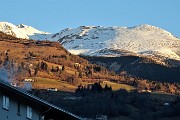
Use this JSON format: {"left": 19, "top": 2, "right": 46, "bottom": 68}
{"left": 0, "top": 80, "right": 81, "bottom": 120}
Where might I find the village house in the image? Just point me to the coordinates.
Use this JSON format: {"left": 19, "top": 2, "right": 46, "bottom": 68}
{"left": 0, "top": 80, "right": 81, "bottom": 120}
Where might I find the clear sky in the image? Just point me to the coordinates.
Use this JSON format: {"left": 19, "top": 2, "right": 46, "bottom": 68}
{"left": 0, "top": 0, "right": 179, "bottom": 37}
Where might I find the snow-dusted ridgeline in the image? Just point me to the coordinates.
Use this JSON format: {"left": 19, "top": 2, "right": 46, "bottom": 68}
{"left": 52, "top": 25, "right": 180, "bottom": 60}
{"left": 0, "top": 22, "right": 52, "bottom": 40}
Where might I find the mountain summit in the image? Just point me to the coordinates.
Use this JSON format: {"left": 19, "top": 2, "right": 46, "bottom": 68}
{"left": 0, "top": 22, "right": 29, "bottom": 39}
{"left": 0, "top": 22, "right": 51, "bottom": 40}
{"left": 53, "top": 25, "right": 180, "bottom": 60}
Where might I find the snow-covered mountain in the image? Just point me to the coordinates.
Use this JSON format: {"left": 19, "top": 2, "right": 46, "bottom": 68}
{"left": 52, "top": 25, "right": 180, "bottom": 61}
{"left": 1, "top": 22, "right": 180, "bottom": 62}
{"left": 0, "top": 22, "right": 51, "bottom": 40}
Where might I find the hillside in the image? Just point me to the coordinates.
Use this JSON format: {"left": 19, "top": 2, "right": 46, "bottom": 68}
{"left": 0, "top": 32, "right": 135, "bottom": 92}
{"left": 82, "top": 55, "right": 180, "bottom": 82}
{"left": 0, "top": 22, "right": 180, "bottom": 86}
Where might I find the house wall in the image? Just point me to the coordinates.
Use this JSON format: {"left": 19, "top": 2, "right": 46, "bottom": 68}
{"left": 0, "top": 90, "right": 41, "bottom": 120}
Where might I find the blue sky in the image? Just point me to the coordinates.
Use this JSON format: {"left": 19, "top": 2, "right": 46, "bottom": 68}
{"left": 0, "top": 0, "right": 179, "bottom": 37}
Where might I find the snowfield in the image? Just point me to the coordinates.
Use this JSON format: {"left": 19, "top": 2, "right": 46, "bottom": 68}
{"left": 52, "top": 25, "right": 180, "bottom": 60}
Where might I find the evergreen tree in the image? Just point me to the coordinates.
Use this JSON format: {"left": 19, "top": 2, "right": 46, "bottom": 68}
{"left": 62, "top": 65, "right": 65, "bottom": 71}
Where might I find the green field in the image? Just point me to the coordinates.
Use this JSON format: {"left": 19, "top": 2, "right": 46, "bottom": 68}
{"left": 101, "top": 81, "right": 135, "bottom": 91}
{"left": 82, "top": 80, "right": 135, "bottom": 91}
{"left": 29, "top": 77, "right": 135, "bottom": 92}
{"left": 30, "top": 77, "right": 77, "bottom": 92}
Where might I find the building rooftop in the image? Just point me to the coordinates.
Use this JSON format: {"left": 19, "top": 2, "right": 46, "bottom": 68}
{"left": 0, "top": 80, "right": 81, "bottom": 120}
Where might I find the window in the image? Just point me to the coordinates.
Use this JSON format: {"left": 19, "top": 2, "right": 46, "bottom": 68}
{"left": 2, "top": 95, "right": 9, "bottom": 110}
{"left": 17, "top": 102, "right": 21, "bottom": 115}
{"left": 27, "top": 106, "right": 32, "bottom": 119}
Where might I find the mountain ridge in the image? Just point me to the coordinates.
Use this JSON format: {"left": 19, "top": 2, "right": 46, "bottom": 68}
{"left": 0, "top": 22, "right": 51, "bottom": 40}
{"left": 53, "top": 24, "right": 180, "bottom": 62}
{"left": 0, "top": 22, "right": 180, "bottom": 62}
